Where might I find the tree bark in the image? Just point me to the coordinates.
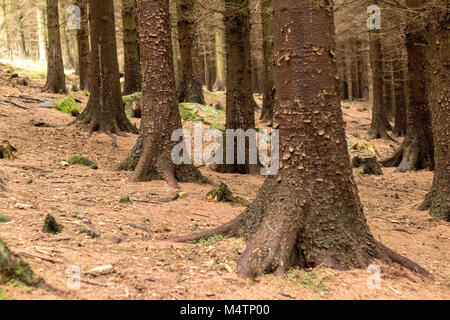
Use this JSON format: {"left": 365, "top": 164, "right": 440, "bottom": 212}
{"left": 420, "top": 1, "right": 449, "bottom": 221}
{"left": 260, "top": 0, "right": 274, "bottom": 125}
{"left": 43, "top": 0, "right": 67, "bottom": 94}
{"left": 76, "top": 0, "right": 90, "bottom": 91}
{"left": 392, "top": 53, "right": 407, "bottom": 137}
{"left": 177, "top": 0, "right": 205, "bottom": 104}
{"left": 120, "top": 0, "right": 206, "bottom": 188}
{"left": 210, "top": 0, "right": 258, "bottom": 174}
{"left": 122, "top": 0, "right": 142, "bottom": 95}
{"left": 171, "top": 0, "right": 429, "bottom": 278}
{"left": 37, "top": 2, "right": 47, "bottom": 64}
{"left": 381, "top": 0, "right": 434, "bottom": 172}
{"left": 74, "top": 0, "right": 136, "bottom": 140}
{"left": 213, "top": 11, "right": 226, "bottom": 91}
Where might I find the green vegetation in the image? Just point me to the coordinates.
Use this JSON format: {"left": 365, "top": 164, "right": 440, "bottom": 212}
{"left": 206, "top": 183, "right": 250, "bottom": 206}
{"left": 42, "top": 214, "right": 63, "bottom": 234}
{"left": 195, "top": 234, "right": 224, "bottom": 246}
{"left": 285, "top": 269, "right": 331, "bottom": 294}
{"left": 55, "top": 96, "right": 81, "bottom": 115}
{"left": 0, "top": 213, "right": 11, "bottom": 223}
{"left": 0, "top": 140, "right": 17, "bottom": 160}
{"left": 119, "top": 196, "right": 132, "bottom": 204}
{"left": 68, "top": 156, "right": 98, "bottom": 169}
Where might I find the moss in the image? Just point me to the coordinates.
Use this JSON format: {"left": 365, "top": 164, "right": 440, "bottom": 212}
{"left": 194, "top": 234, "right": 224, "bottom": 246}
{"left": 119, "top": 196, "right": 132, "bottom": 204}
{"left": 0, "top": 239, "right": 41, "bottom": 287}
{"left": 55, "top": 96, "right": 81, "bottom": 115}
{"left": 0, "top": 140, "right": 17, "bottom": 160}
{"left": 123, "top": 92, "right": 142, "bottom": 117}
{"left": 68, "top": 156, "right": 98, "bottom": 169}
{"left": 0, "top": 213, "right": 11, "bottom": 223}
{"left": 206, "top": 183, "right": 250, "bottom": 206}
{"left": 42, "top": 214, "right": 63, "bottom": 234}
{"left": 285, "top": 269, "right": 331, "bottom": 294}
{"left": 0, "top": 287, "right": 6, "bottom": 300}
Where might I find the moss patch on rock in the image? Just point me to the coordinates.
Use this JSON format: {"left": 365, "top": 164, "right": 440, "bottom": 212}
{"left": 42, "top": 214, "right": 63, "bottom": 234}
{"left": 0, "top": 239, "right": 41, "bottom": 286}
{"left": 55, "top": 96, "right": 81, "bottom": 116}
{"left": 0, "top": 140, "right": 17, "bottom": 160}
{"left": 206, "top": 183, "right": 250, "bottom": 206}
{"left": 68, "top": 156, "right": 98, "bottom": 169}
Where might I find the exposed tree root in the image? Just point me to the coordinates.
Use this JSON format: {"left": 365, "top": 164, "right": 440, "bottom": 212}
{"left": 381, "top": 135, "right": 433, "bottom": 172}
{"left": 169, "top": 179, "right": 431, "bottom": 278}
{"left": 419, "top": 183, "right": 450, "bottom": 222}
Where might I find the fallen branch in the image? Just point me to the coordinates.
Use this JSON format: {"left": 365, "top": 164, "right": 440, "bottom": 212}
{"left": 0, "top": 99, "right": 31, "bottom": 111}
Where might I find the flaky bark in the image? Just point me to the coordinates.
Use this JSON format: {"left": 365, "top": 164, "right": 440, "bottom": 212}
{"left": 172, "top": 0, "right": 429, "bottom": 278}
{"left": 120, "top": 0, "right": 206, "bottom": 189}
{"left": 76, "top": 0, "right": 90, "bottom": 91}
{"left": 74, "top": 0, "right": 136, "bottom": 141}
{"left": 210, "top": 0, "right": 258, "bottom": 174}
{"left": 122, "top": 0, "right": 142, "bottom": 95}
{"left": 43, "top": 0, "right": 67, "bottom": 94}
{"left": 420, "top": 1, "right": 449, "bottom": 221}
{"left": 381, "top": 0, "right": 433, "bottom": 172}
{"left": 259, "top": 0, "right": 274, "bottom": 125}
{"left": 177, "top": 0, "right": 205, "bottom": 104}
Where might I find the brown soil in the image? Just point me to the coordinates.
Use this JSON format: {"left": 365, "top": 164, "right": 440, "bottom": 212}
{"left": 0, "top": 67, "right": 448, "bottom": 300}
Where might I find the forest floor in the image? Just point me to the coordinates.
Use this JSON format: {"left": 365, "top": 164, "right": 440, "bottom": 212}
{"left": 0, "top": 63, "right": 449, "bottom": 300}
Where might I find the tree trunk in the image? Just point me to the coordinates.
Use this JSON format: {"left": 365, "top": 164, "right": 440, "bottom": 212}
{"left": 369, "top": 24, "right": 392, "bottom": 139}
{"left": 75, "top": 0, "right": 136, "bottom": 140}
{"left": 213, "top": 11, "right": 226, "bottom": 91}
{"left": 420, "top": 1, "right": 449, "bottom": 221}
{"left": 392, "top": 54, "right": 407, "bottom": 137}
{"left": 169, "top": 0, "right": 181, "bottom": 92}
{"left": 381, "top": 0, "right": 433, "bottom": 172}
{"left": 122, "top": 0, "right": 142, "bottom": 95}
{"left": 259, "top": 0, "right": 274, "bottom": 125}
{"left": 37, "top": 2, "right": 47, "bottom": 64}
{"left": 172, "top": 0, "right": 429, "bottom": 279}
{"left": 210, "top": 0, "right": 258, "bottom": 174}
{"left": 383, "top": 43, "right": 395, "bottom": 122}
{"left": 76, "top": 0, "right": 90, "bottom": 91}
{"left": 120, "top": 0, "right": 206, "bottom": 188}
{"left": 177, "top": 0, "right": 205, "bottom": 104}
{"left": 43, "top": 0, "right": 67, "bottom": 94}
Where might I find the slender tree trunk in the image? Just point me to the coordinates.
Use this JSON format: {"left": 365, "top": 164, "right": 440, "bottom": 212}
{"left": 213, "top": 11, "right": 226, "bottom": 91}
{"left": 381, "top": 0, "right": 433, "bottom": 172}
{"left": 18, "top": 11, "right": 28, "bottom": 58}
{"left": 172, "top": 0, "right": 429, "bottom": 279}
{"left": 37, "top": 3, "right": 47, "bottom": 64}
{"left": 75, "top": 0, "right": 136, "bottom": 139}
{"left": 260, "top": 0, "right": 274, "bottom": 125}
{"left": 43, "top": 0, "right": 67, "bottom": 94}
{"left": 120, "top": 0, "right": 206, "bottom": 188}
{"left": 76, "top": 0, "right": 90, "bottom": 91}
{"left": 420, "top": 1, "right": 449, "bottom": 221}
{"left": 177, "top": 0, "right": 205, "bottom": 104}
{"left": 122, "top": 0, "right": 142, "bottom": 95}
{"left": 345, "top": 40, "right": 353, "bottom": 101}
{"left": 210, "top": 0, "right": 258, "bottom": 174}
{"left": 393, "top": 54, "right": 407, "bottom": 137}
{"left": 383, "top": 43, "right": 395, "bottom": 122}
{"left": 369, "top": 19, "right": 392, "bottom": 139}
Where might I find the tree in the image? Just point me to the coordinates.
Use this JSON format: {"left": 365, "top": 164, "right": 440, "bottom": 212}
{"left": 43, "top": 0, "right": 67, "bottom": 93}
{"left": 120, "top": 0, "right": 206, "bottom": 189}
{"left": 259, "top": 0, "right": 274, "bottom": 125}
{"left": 213, "top": 10, "right": 226, "bottom": 91}
{"left": 420, "top": 0, "right": 449, "bottom": 221}
{"left": 381, "top": 0, "right": 434, "bottom": 172}
{"left": 210, "top": 0, "right": 258, "bottom": 174}
{"left": 122, "top": 0, "right": 142, "bottom": 95}
{"left": 173, "top": 0, "right": 428, "bottom": 278}
{"left": 177, "top": 0, "right": 205, "bottom": 104}
{"left": 368, "top": 4, "right": 392, "bottom": 139}
{"left": 75, "top": 0, "right": 90, "bottom": 91}
{"left": 74, "top": 0, "right": 136, "bottom": 139}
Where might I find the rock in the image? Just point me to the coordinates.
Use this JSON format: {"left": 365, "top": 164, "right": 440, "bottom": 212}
{"left": 14, "top": 203, "right": 32, "bottom": 210}
{"left": 88, "top": 265, "right": 114, "bottom": 276}
{"left": 42, "top": 214, "right": 63, "bottom": 234}
{"left": 352, "top": 156, "right": 383, "bottom": 175}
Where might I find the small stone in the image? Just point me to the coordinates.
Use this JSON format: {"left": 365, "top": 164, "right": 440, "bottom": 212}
{"left": 88, "top": 265, "right": 114, "bottom": 276}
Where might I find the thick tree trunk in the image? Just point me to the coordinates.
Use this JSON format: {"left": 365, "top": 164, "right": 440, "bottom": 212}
{"left": 213, "top": 12, "right": 226, "bottom": 91}
{"left": 177, "top": 0, "right": 205, "bottom": 104}
{"left": 259, "top": 0, "right": 274, "bottom": 125}
{"left": 76, "top": 0, "right": 90, "bottom": 91}
{"left": 420, "top": 1, "right": 449, "bottom": 221}
{"left": 393, "top": 55, "right": 407, "bottom": 137}
{"left": 172, "top": 0, "right": 429, "bottom": 278}
{"left": 122, "top": 0, "right": 142, "bottom": 95}
{"left": 37, "top": 2, "right": 47, "bottom": 64}
{"left": 43, "top": 0, "right": 67, "bottom": 94}
{"left": 210, "top": 0, "right": 258, "bottom": 174}
{"left": 383, "top": 43, "right": 395, "bottom": 122}
{"left": 381, "top": 0, "right": 433, "bottom": 172}
{"left": 120, "top": 0, "right": 206, "bottom": 188}
{"left": 74, "top": 0, "right": 136, "bottom": 140}
{"left": 169, "top": 0, "right": 181, "bottom": 92}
